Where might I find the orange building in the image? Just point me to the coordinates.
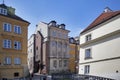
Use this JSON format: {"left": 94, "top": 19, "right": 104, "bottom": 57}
{"left": 0, "top": 3, "right": 29, "bottom": 79}
{"left": 68, "top": 37, "right": 79, "bottom": 73}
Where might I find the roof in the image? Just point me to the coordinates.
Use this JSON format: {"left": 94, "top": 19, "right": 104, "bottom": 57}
{"left": 0, "top": 4, "right": 7, "bottom": 8}
{"left": 0, "top": 4, "right": 30, "bottom": 24}
{"left": 0, "top": 13, "right": 30, "bottom": 24}
{"left": 81, "top": 10, "right": 120, "bottom": 34}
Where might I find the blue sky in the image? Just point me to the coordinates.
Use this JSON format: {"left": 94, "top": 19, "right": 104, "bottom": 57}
{"left": 1, "top": 0, "right": 120, "bottom": 38}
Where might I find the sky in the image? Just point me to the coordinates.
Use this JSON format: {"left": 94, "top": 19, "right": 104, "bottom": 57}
{"left": 0, "top": 0, "right": 120, "bottom": 38}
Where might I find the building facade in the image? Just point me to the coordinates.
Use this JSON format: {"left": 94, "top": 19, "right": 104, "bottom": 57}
{"left": 0, "top": 4, "right": 29, "bottom": 79}
{"left": 79, "top": 8, "right": 120, "bottom": 80}
{"left": 68, "top": 37, "right": 79, "bottom": 73}
{"left": 34, "top": 21, "right": 70, "bottom": 74}
{"left": 28, "top": 34, "right": 36, "bottom": 75}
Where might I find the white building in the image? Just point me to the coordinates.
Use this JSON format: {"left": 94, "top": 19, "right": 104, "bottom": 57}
{"left": 28, "top": 34, "right": 35, "bottom": 74}
{"left": 79, "top": 8, "right": 120, "bottom": 80}
{"left": 35, "top": 21, "right": 70, "bottom": 74}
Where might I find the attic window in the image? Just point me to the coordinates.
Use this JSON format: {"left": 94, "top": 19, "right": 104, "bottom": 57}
{"left": 0, "top": 7, "right": 7, "bottom": 15}
{"left": 86, "top": 34, "right": 91, "bottom": 42}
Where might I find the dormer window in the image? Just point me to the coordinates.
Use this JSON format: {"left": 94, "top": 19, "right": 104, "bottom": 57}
{"left": 59, "top": 24, "right": 65, "bottom": 29}
{"left": 48, "top": 20, "right": 56, "bottom": 27}
{"left": 0, "top": 7, "right": 7, "bottom": 15}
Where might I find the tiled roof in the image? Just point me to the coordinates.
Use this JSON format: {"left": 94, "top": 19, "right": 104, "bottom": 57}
{"left": 81, "top": 10, "right": 120, "bottom": 34}
{"left": 0, "top": 13, "right": 30, "bottom": 24}
{"left": 0, "top": 4, "right": 7, "bottom": 8}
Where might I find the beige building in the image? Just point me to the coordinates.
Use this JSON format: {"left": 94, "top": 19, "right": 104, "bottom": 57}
{"left": 79, "top": 7, "right": 120, "bottom": 80}
{"left": 0, "top": 3, "right": 29, "bottom": 79}
{"left": 34, "top": 21, "right": 70, "bottom": 74}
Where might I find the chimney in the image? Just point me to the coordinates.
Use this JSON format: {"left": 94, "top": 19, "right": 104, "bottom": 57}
{"left": 104, "top": 7, "right": 113, "bottom": 13}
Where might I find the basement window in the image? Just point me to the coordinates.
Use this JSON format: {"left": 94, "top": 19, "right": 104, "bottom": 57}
{"left": 14, "top": 72, "right": 19, "bottom": 77}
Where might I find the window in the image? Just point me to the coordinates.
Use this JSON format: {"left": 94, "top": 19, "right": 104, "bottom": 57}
{"left": 14, "top": 25, "right": 21, "bottom": 34}
{"left": 4, "top": 57, "right": 11, "bottom": 65}
{"left": 64, "top": 34, "right": 67, "bottom": 39}
{"left": 14, "top": 58, "right": 21, "bottom": 65}
{"left": 85, "top": 48, "right": 92, "bottom": 59}
{"left": 70, "top": 38, "right": 74, "bottom": 43}
{"left": 14, "top": 41, "right": 21, "bottom": 50}
{"left": 30, "top": 49, "right": 32, "bottom": 53}
{"left": 58, "top": 42, "right": 61, "bottom": 48}
{"left": 14, "top": 72, "right": 19, "bottom": 77}
{"left": 53, "top": 60, "right": 57, "bottom": 68}
{"left": 52, "top": 31, "right": 56, "bottom": 36}
{"left": 84, "top": 65, "right": 90, "bottom": 74}
{"left": 0, "top": 8, "right": 7, "bottom": 15}
{"left": 3, "top": 39, "right": 11, "bottom": 48}
{"left": 51, "top": 41, "right": 56, "bottom": 47}
{"left": 59, "top": 60, "right": 62, "bottom": 67}
{"left": 64, "top": 60, "right": 68, "bottom": 67}
{"left": 86, "top": 34, "right": 91, "bottom": 42}
{"left": 3, "top": 23, "right": 11, "bottom": 32}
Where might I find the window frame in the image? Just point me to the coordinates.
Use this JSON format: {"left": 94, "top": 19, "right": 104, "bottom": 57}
{"left": 3, "top": 23, "right": 11, "bottom": 32}
{"left": 4, "top": 57, "right": 11, "bottom": 65}
{"left": 59, "top": 60, "right": 62, "bottom": 67}
{"left": 84, "top": 65, "right": 90, "bottom": 74}
{"left": 0, "top": 8, "right": 7, "bottom": 15}
{"left": 53, "top": 60, "right": 57, "bottom": 68}
{"left": 14, "top": 25, "right": 21, "bottom": 34}
{"left": 63, "top": 60, "right": 68, "bottom": 67}
{"left": 85, "top": 34, "right": 91, "bottom": 42}
{"left": 85, "top": 48, "right": 92, "bottom": 59}
{"left": 3, "top": 39, "right": 11, "bottom": 48}
{"left": 14, "top": 58, "right": 21, "bottom": 65}
{"left": 14, "top": 41, "right": 21, "bottom": 50}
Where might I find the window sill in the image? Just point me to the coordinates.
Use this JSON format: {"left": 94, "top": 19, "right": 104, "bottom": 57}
{"left": 85, "top": 57, "right": 92, "bottom": 60}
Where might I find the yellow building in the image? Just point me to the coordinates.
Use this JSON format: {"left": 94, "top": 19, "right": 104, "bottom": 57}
{"left": 68, "top": 37, "right": 79, "bottom": 73}
{"left": 0, "top": 4, "right": 29, "bottom": 79}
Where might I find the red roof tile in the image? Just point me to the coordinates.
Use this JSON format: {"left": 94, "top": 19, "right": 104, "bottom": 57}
{"left": 81, "top": 10, "right": 120, "bottom": 34}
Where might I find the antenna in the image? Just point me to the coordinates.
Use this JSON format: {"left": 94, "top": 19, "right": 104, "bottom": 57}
{"left": 3, "top": 0, "right": 5, "bottom": 4}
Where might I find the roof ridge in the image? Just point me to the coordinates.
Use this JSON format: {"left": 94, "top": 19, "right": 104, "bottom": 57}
{"left": 81, "top": 10, "right": 120, "bottom": 34}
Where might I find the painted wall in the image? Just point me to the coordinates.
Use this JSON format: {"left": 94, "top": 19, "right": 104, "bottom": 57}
{"left": 35, "top": 22, "right": 48, "bottom": 41}
{"left": 79, "top": 14, "right": 120, "bottom": 80}
{"left": 80, "top": 15, "right": 120, "bottom": 44}
{"left": 0, "top": 15, "right": 29, "bottom": 79}
{"left": 28, "top": 34, "right": 35, "bottom": 74}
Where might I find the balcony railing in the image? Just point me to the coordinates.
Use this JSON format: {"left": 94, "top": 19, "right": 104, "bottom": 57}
{"left": 52, "top": 73, "right": 115, "bottom": 80}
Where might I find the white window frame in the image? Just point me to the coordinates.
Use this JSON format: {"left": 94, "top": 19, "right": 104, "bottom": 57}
{"left": 14, "top": 41, "right": 21, "bottom": 50}
{"left": 84, "top": 65, "right": 90, "bottom": 74}
{"left": 14, "top": 58, "right": 21, "bottom": 65}
{"left": 3, "top": 23, "right": 11, "bottom": 32}
{"left": 4, "top": 57, "right": 11, "bottom": 65}
{"left": 85, "top": 34, "right": 91, "bottom": 42}
{"left": 14, "top": 25, "right": 21, "bottom": 34}
{"left": 3, "top": 39, "right": 11, "bottom": 48}
{"left": 0, "top": 8, "right": 7, "bottom": 15}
